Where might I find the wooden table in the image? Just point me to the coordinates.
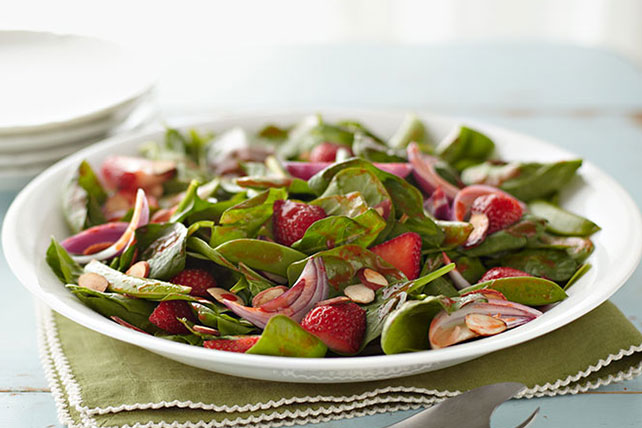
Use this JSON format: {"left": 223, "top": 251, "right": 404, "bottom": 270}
{"left": 1, "top": 42, "right": 641, "bottom": 427}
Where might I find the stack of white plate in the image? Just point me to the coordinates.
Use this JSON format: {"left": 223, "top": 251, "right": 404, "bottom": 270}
{"left": 0, "top": 31, "right": 158, "bottom": 190}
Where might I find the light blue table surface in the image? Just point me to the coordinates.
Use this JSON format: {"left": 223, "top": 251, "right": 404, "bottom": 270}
{"left": 1, "top": 42, "right": 641, "bottom": 427}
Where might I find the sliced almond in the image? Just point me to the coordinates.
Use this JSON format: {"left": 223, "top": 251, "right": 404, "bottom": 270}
{"left": 126, "top": 261, "right": 150, "bottom": 278}
{"left": 464, "top": 213, "right": 489, "bottom": 248}
{"left": 357, "top": 268, "right": 388, "bottom": 290}
{"left": 465, "top": 313, "right": 507, "bottom": 336}
{"left": 430, "top": 323, "right": 478, "bottom": 349}
{"left": 207, "top": 287, "right": 240, "bottom": 304}
{"left": 78, "top": 272, "right": 109, "bottom": 292}
{"left": 344, "top": 283, "right": 375, "bottom": 304}
{"left": 251, "top": 286, "right": 288, "bottom": 307}
{"left": 192, "top": 325, "right": 220, "bottom": 336}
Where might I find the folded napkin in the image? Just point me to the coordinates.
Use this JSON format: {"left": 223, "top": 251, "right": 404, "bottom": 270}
{"left": 39, "top": 301, "right": 642, "bottom": 428}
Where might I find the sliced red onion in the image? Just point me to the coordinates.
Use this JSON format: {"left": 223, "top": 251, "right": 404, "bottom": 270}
{"left": 452, "top": 184, "right": 526, "bottom": 221}
{"left": 441, "top": 252, "right": 471, "bottom": 290}
{"left": 61, "top": 222, "right": 128, "bottom": 254}
{"left": 70, "top": 188, "right": 150, "bottom": 264}
{"left": 222, "top": 258, "right": 329, "bottom": 329}
{"left": 424, "top": 187, "right": 452, "bottom": 220}
{"left": 283, "top": 161, "right": 412, "bottom": 181}
{"left": 110, "top": 316, "right": 150, "bottom": 334}
{"left": 407, "top": 143, "right": 460, "bottom": 199}
{"left": 429, "top": 298, "right": 541, "bottom": 349}
{"left": 258, "top": 270, "right": 288, "bottom": 285}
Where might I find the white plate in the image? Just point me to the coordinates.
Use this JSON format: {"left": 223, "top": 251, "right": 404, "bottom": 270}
{"left": 0, "top": 31, "right": 156, "bottom": 135}
{"left": 3, "top": 111, "right": 642, "bottom": 383}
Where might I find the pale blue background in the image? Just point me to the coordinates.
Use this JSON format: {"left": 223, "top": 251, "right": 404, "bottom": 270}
{"left": 1, "top": 43, "right": 641, "bottom": 427}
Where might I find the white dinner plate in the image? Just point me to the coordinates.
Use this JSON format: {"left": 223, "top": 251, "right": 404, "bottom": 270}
{"left": 0, "top": 31, "right": 156, "bottom": 135}
{"left": 3, "top": 111, "right": 641, "bottom": 383}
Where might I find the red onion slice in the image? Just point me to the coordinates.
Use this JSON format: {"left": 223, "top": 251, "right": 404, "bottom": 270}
{"left": 61, "top": 222, "right": 128, "bottom": 255}
{"left": 441, "top": 252, "right": 471, "bottom": 290}
{"left": 71, "top": 188, "right": 150, "bottom": 264}
{"left": 284, "top": 161, "right": 412, "bottom": 181}
{"left": 452, "top": 184, "right": 526, "bottom": 221}
{"left": 407, "top": 143, "right": 460, "bottom": 199}
{"left": 222, "top": 258, "right": 329, "bottom": 329}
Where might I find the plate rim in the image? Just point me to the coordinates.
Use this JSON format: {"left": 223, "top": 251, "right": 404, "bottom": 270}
{"left": 4, "top": 109, "right": 642, "bottom": 381}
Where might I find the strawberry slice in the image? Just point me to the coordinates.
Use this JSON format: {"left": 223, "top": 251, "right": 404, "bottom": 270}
{"left": 170, "top": 269, "right": 217, "bottom": 298}
{"left": 101, "top": 155, "right": 176, "bottom": 191}
{"left": 301, "top": 301, "right": 365, "bottom": 354}
{"left": 148, "top": 301, "right": 197, "bottom": 334}
{"left": 479, "top": 267, "right": 531, "bottom": 282}
{"left": 309, "top": 142, "right": 352, "bottom": 162}
{"left": 370, "top": 232, "right": 422, "bottom": 280}
{"left": 203, "top": 336, "right": 261, "bottom": 353}
{"left": 471, "top": 193, "right": 523, "bottom": 234}
{"left": 273, "top": 200, "right": 327, "bottom": 246}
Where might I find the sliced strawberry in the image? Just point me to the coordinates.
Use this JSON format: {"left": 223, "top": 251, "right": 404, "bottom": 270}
{"left": 479, "top": 267, "right": 531, "bottom": 282}
{"left": 370, "top": 232, "right": 422, "bottom": 280}
{"left": 101, "top": 155, "right": 176, "bottom": 191}
{"left": 170, "top": 269, "right": 217, "bottom": 298}
{"left": 301, "top": 301, "right": 365, "bottom": 354}
{"left": 148, "top": 301, "right": 197, "bottom": 334}
{"left": 203, "top": 336, "right": 260, "bottom": 353}
{"left": 309, "top": 142, "right": 352, "bottom": 162}
{"left": 471, "top": 193, "right": 523, "bottom": 234}
{"left": 273, "top": 200, "right": 327, "bottom": 246}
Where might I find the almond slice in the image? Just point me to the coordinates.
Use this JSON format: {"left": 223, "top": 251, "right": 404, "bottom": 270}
{"left": 344, "top": 283, "right": 375, "bottom": 304}
{"left": 78, "top": 272, "right": 109, "bottom": 292}
{"left": 315, "top": 296, "right": 351, "bottom": 307}
{"left": 126, "top": 261, "right": 150, "bottom": 278}
{"left": 251, "top": 286, "right": 288, "bottom": 307}
{"left": 207, "top": 287, "right": 241, "bottom": 304}
{"left": 464, "top": 213, "right": 489, "bottom": 248}
{"left": 357, "top": 268, "right": 388, "bottom": 290}
{"left": 465, "top": 313, "right": 507, "bottom": 336}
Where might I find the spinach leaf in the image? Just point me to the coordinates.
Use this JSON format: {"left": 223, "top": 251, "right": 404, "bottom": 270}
{"left": 310, "top": 192, "right": 369, "bottom": 218}
{"left": 214, "top": 239, "right": 307, "bottom": 277}
{"left": 67, "top": 285, "right": 157, "bottom": 331}
{"left": 529, "top": 233, "right": 595, "bottom": 264}
{"left": 500, "top": 160, "right": 583, "bottom": 201}
{"left": 352, "top": 134, "right": 406, "bottom": 163}
{"left": 458, "top": 276, "right": 567, "bottom": 306}
{"left": 528, "top": 200, "right": 600, "bottom": 236}
{"left": 246, "top": 315, "right": 328, "bottom": 357}
{"left": 388, "top": 113, "right": 429, "bottom": 149}
{"left": 62, "top": 160, "right": 107, "bottom": 234}
{"left": 84, "top": 260, "right": 191, "bottom": 299}
{"left": 435, "top": 220, "right": 473, "bottom": 248}
{"left": 235, "top": 176, "right": 312, "bottom": 195}
{"left": 46, "top": 238, "right": 84, "bottom": 284}
{"left": 564, "top": 263, "right": 592, "bottom": 291}
{"left": 381, "top": 296, "right": 448, "bottom": 354}
{"left": 292, "top": 209, "right": 386, "bottom": 254}
{"left": 499, "top": 248, "right": 578, "bottom": 282}
{"left": 278, "top": 115, "right": 355, "bottom": 159}
{"left": 437, "top": 126, "right": 495, "bottom": 171}
{"left": 136, "top": 223, "right": 188, "bottom": 280}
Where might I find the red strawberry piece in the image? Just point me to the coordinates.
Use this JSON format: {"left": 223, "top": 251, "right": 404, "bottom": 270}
{"left": 309, "top": 142, "right": 352, "bottom": 162}
{"left": 479, "top": 267, "right": 531, "bottom": 282}
{"left": 272, "top": 200, "right": 327, "bottom": 246}
{"left": 471, "top": 193, "right": 523, "bottom": 234}
{"left": 148, "top": 301, "right": 197, "bottom": 334}
{"left": 203, "top": 336, "right": 260, "bottom": 353}
{"left": 301, "top": 301, "right": 366, "bottom": 354}
{"left": 370, "top": 232, "right": 422, "bottom": 280}
{"left": 170, "top": 269, "right": 217, "bottom": 298}
{"left": 101, "top": 155, "right": 176, "bottom": 191}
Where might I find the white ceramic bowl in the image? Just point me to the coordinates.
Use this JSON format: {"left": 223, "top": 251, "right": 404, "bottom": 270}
{"left": 4, "top": 111, "right": 642, "bottom": 383}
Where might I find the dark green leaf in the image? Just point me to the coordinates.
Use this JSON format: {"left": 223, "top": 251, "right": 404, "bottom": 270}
{"left": 46, "top": 238, "right": 83, "bottom": 284}
{"left": 388, "top": 113, "right": 429, "bottom": 149}
{"left": 528, "top": 200, "right": 600, "bottom": 236}
{"left": 246, "top": 315, "right": 328, "bottom": 357}
{"left": 459, "top": 276, "right": 567, "bottom": 306}
{"left": 564, "top": 263, "right": 592, "bottom": 291}
{"left": 292, "top": 209, "right": 386, "bottom": 254}
{"left": 310, "top": 192, "right": 369, "bottom": 218}
{"left": 500, "top": 160, "right": 583, "bottom": 201}
{"left": 437, "top": 127, "right": 495, "bottom": 171}
{"left": 463, "top": 215, "right": 547, "bottom": 257}
{"left": 84, "top": 260, "right": 191, "bottom": 298}
{"left": 499, "top": 248, "right": 578, "bottom": 282}
{"left": 61, "top": 160, "right": 107, "bottom": 234}
{"left": 215, "top": 239, "right": 306, "bottom": 277}
{"left": 136, "top": 223, "right": 188, "bottom": 280}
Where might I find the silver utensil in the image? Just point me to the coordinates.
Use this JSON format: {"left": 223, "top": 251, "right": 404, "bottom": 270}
{"left": 386, "top": 382, "right": 539, "bottom": 428}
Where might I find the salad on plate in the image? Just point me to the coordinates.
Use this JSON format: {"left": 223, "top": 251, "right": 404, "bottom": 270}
{"left": 46, "top": 114, "right": 600, "bottom": 358}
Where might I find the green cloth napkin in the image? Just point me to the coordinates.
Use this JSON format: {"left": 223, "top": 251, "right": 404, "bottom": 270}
{"left": 40, "top": 301, "right": 642, "bottom": 428}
